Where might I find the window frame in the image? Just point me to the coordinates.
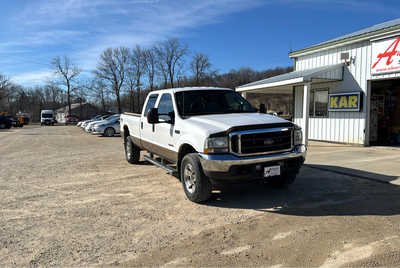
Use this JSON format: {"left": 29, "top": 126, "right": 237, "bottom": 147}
{"left": 157, "top": 93, "right": 175, "bottom": 122}
{"left": 143, "top": 94, "right": 159, "bottom": 116}
{"left": 309, "top": 88, "right": 329, "bottom": 118}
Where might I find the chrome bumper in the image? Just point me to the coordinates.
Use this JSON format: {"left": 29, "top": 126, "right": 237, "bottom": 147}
{"left": 199, "top": 145, "right": 307, "bottom": 173}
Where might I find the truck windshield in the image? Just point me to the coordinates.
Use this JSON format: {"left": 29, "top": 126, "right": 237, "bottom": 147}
{"left": 175, "top": 90, "right": 257, "bottom": 117}
{"left": 42, "top": 114, "right": 53, "bottom": 118}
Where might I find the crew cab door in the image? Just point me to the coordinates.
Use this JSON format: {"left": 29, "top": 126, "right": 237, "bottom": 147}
{"left": 153, "top": 93, "right": 178, "bottom": 162}
{"left": 141, "top": 93, "right": 159, "bottom": 150}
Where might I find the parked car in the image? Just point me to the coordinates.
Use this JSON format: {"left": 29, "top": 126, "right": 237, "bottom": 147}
{"left": 5, "top": 116, "right": 24, "bottom": 127}
{"left": 81, "top": 114, "right": 112, "bottom": 129}
{"left": 120, "top": 87, "right": 306, "bottom": 203}
{"left": 0, "top": 116, "right": 12, "bottom": 129}
{"left": 84, "top": 115, "right": 115, "bottom": 132}
{"left": 92, "top": 115, "right": 120, "bottom": 137}
{"left": 65, "top": 115, "right": 79, "bottom": 125}
{"left": 80, "top": 115, "right": 104, "bottom": 129}
{"left": 77, "top": 115, "right": 102, "bottom": 127}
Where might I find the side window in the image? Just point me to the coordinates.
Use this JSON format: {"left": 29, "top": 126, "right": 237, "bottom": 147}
{"left": 309, "top": 89, "right": 329, "bottom": 117}
{"left": 157, "top": 93, "right": 174, "bottom": 121}
{"left": 143, "top": 94, "right": 158, "bottom": 116}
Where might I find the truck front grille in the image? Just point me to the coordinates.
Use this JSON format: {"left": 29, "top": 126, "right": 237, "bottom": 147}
{"left": 230, "top": 128, "right": 292, "bottom": 156}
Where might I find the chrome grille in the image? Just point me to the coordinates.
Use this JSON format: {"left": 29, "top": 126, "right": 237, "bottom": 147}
{"left": 229, "top": 127, "right": 293, "bottom": 156}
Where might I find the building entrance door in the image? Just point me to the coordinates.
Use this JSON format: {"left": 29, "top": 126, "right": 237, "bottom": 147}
{"left": 370, "top": 79, "right": 400, "bottom": 145}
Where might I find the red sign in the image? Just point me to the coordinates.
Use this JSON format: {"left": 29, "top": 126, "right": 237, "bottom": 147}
{"left": 371, "top": 37, "right": 400, "bottom": 75}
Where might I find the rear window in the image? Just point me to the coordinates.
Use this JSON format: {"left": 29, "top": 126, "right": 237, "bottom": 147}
{"left": 143, "top": 94, "right": 158, "bottom": 115}
{"left": 42, "top": 114, "right": 53, "bottom": 118}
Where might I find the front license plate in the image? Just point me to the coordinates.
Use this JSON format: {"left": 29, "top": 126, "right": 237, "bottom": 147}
{"left": 264, "top": 165, "right": 281, "bottom": 177}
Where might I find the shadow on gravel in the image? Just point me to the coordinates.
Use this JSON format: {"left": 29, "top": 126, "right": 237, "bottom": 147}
{"left": 205, "top": 165, "right": 400, "bottom": 217}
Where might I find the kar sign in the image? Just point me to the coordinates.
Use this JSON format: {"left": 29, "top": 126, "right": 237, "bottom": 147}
{"left": 371, "top": 37, "right": 400, "bottom": 75}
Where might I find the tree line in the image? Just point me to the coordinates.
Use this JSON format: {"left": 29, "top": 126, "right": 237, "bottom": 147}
{"left": 0, "top": 38, "right": 293, "bottom": 121}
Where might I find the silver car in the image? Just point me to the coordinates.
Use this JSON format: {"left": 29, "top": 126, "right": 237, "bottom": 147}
{"left": 92, "top": 115, "right": 120, "bottom": 137}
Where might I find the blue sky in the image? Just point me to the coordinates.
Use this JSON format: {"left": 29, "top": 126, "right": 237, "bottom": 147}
{"left": 1, "top": 0, "right": 399, "bottom": 86}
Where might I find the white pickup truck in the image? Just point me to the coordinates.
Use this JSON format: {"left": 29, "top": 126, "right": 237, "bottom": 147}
{"left": 120, "top": 87, "right": 306, "bottom": 203}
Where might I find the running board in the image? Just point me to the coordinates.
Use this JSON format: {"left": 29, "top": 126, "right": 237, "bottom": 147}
{"left": 143, "top": 155, "right": 177, "bottom": 175}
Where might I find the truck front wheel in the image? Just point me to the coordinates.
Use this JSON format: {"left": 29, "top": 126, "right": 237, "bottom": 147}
{"left": 124, "top": 136, "right": 140, "bottom": 164}
{"left": 181, "top": 153, "right": 212, "bottom": 203}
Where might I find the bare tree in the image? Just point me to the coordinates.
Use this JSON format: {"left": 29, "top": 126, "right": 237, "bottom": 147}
{"left": 143, "top": 46, "right": 157, "bottom": 91}
{"left": 52, "top": 56, "right": 81, "bottom": 114}
{"left": 155, "top": 49, "right": 169, "bottom": 88}
{"left": 155, "top": 38, "right": 188, "bottom": 88}
{"left": 86, "top": 78, "right": 109, "bottom": 113}
{"left": 43, "top": 80, "right": 63, "bottom": 109}
{"left": 130, "top": 45, "right": 146, "bottom": 113}
{"left": 0, "top": 74, "right": 12, "bottom": 110}
{"left": 126, "top": 68, "right": 137, "bottom": 113}
{"left": 190, "top": 53, "right": 212, "bottom": 86}
{"left": 94, "top": 47, "right": 130, "bottom": 113}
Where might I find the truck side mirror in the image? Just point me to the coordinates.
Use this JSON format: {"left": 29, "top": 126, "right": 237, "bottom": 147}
{"left": 259, "top": 104, "right": 266, "bottom": 113}
{"left": 147, "top": 108, "right": 159, "bottom": 124}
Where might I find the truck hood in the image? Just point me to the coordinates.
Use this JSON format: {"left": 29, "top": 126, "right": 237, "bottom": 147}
{"left": 183, "top": 113, "right": 291, "bottom": 136}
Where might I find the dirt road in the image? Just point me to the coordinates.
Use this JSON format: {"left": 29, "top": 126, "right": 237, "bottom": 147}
{"left": 1, "top": 125, "right": 399, "bottom": 267}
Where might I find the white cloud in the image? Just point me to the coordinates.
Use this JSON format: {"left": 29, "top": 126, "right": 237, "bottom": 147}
{"left": 12, "top": 70, "right": 55, "bottom": 86}
{"left": 10, "top": 0, "right": 263, "bottom": 72}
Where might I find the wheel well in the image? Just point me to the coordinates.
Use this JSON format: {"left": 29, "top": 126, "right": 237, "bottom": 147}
{"left": 177, "top": 144, "right": 197, "bottom": 172}
{"left": 123, "top": 126, "right": 130, "bottom": 140}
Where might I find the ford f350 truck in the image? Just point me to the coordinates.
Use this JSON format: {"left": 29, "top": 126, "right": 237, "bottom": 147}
{"left": 120, "top": 87, "right": 306, "bottom": 203}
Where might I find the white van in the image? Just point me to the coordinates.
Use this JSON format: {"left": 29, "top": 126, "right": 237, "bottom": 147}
{"left": 41, "top": 110, "right": 55, "bottom": 126}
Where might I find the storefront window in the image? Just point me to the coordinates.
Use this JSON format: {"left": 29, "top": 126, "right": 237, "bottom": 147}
{"left": 309, "top": 89, "right": 329, "bottom": 117}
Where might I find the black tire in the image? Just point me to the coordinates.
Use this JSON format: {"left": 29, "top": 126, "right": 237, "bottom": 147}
{"left": 104, "top": 127, "right": 115, "bottom": 137}
{"left": 124, "top": 136, "right": 140, "bottom": 164}
{"left": 266, "top": 171, "right": 297, "bottom": 188}
{"left": 180, "top": 153, "right": 212, "bottom": 203}
{"left": 0, "top": 123, "right": 5, "bottom": 129}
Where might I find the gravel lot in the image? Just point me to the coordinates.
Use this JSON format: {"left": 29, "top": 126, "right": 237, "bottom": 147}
{"left": 1, "top": 125, "right": 399, "bottom": 267}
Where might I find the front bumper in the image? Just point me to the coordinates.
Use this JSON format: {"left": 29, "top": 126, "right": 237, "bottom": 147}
{"left": 41, "top": 120, "right": 53, "bottom": 125}
{"left": 92, "top": 126, "right": 106, "bottom": 134}
{"left": 199, "top": 145, "right": 307, "bottom": 180}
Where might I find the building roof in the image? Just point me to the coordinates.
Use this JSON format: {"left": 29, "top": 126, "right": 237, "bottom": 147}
{"left": 290, "top": 18, "right": 400, "bottom": 57}
{"left": 237, "top": 63, "right": 344, "bottom": 92}
{"left": 151, "top": 87, "right": 233, "bottom": 94}
{"left": 56, "top": 103, "right": 94, "bottom": 113}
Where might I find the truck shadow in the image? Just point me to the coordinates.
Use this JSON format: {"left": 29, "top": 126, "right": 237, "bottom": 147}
{"left": 205, "top": 165, "right": 400, "bottom": 216}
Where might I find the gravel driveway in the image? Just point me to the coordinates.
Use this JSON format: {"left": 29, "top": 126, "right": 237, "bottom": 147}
{"left": 1, "top": 125, "right": 399, "bottom": 267}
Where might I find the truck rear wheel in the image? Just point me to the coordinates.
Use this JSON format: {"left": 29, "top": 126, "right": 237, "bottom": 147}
{"left": 181, "top": 153, "right": 212, "bottom": 203}
{"left": 125, "top": 136, "right": 140, "bottom": 164}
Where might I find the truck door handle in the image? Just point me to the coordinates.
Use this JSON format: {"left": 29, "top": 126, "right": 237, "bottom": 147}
{"left": 141, "top": 122, "right": 143, "bottom": 129}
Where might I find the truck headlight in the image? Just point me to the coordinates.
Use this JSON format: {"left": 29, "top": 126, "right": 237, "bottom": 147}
{"left": 204, "top": 137, "right": 228, "bottom": 154}
{"left": 294, "top": 127, "right": 303, "bottom": 145}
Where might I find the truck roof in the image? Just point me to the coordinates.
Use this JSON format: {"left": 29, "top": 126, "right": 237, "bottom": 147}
{"left": 150, "top": 87, "right": 233, "bottom": 94}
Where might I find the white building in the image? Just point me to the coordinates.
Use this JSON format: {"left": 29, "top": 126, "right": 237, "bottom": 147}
{"left": 237, "top": 18, "right": 400, "bottom": 147}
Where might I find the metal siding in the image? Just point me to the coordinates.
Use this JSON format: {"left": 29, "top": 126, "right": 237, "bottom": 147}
{"left": 295, "top": 41, "right": 372, "bottom": 144}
